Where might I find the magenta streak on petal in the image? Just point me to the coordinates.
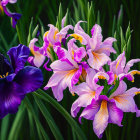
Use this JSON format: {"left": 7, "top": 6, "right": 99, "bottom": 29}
{"left": 43, "top": 59, "right": 52, "bottom": 71}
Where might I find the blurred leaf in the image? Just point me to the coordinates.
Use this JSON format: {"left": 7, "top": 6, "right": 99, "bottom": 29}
{"left": 27, "top": 17, "right": 34, "bottom": 46}
{"left": 32, "top": 24, "right": 39, "bottom": 39}
{"left": 0, "top": 115, "right": 10, "bottom": 140}
{"left": 24, "top": 97, "right": 50, "bottom": 140}
{"left": 120, "top": 27, "right": 126, "bottom": 52}
{"left": 34, "top": 94, "right": 64, "bottom": 140}
{"left": 56, "top": 3, "right": 63, "bottom": 30}
{"left": 34, "top": 89, "right": 87, "bottom": 140}
{"left": 8, "top": 104, "right": 25, "bottom": 140}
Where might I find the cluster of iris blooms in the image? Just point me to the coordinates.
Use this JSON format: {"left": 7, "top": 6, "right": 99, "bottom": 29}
{"left": 1, "top": 0, "right": 140, "bottom": 138}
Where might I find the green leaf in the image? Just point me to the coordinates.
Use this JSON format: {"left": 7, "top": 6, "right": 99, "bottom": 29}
{"left": 24, "top": 97, "right": 50, "bottom": 140}
{"left": 112, "top": 16, "right": 116, "bottom": 36}
{"left": 27, "top": 17, "right": 34, "bottom": 46}
{"left": 120, "top": 27, "right": 126, "bottom": 52}
{"left": 125, "top": 22, "right": 131, "bottom": 41}
{"left": 126, "top": 35, "right": 131, "bottom": 61}
{"left": 34, "top": 89, "right": 87, "bottom": 140}
{"left": 97, "top": 11, "right": 100, "bottom": 25}
{"left": 0, "top": 115, "right": 10, "bottom": 140}
{"left": 32, "top": 24, "right": 39, "bottom": 39}
{"left": 0, "top": 32, "right": 9, "bottom": 51}
{"left": 117, "top": 5, "right": 123, "bottom": 28}
{"left": 33, "top": 94, "right": 64, "bottom": 140}
{"left": 8, "top": 104, "right": 26, "bottom": 140}
{"left": 27, "top": 110, "right": 36, "bottom": 140}
{"left": 56, "top": 3, "right": 63, "bottom": 30}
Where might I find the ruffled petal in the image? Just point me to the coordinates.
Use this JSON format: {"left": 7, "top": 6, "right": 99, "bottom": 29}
{"left": 96, "top": 37, "right": 116, "bottom": 56}
{"left": 14, "top": 66, "right": 43, "bottom": 93}
{"left": 71, "top": 93, "right": 96, "bottom": 117}
{"left": 0, "top": 78, "right": 24, "bottom": 118}
{"left": 110, "top": 84, "right": 139, "bottom": 112}
{"left": 79, "top": 99, "right": 100, "bottom": 122}
{"left": 72, "top": 82, "right": 93, "bottom": 96}
{"left": 7, "top": 44, "right": 30, "bottom": 73}
{"left": 44, "top": 71, "right": 67, "bottom": 89}
{"left": 67, "top": 38, "right": 86, "bottom": 62}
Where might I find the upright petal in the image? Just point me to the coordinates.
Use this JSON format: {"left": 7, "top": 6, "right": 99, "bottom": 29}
{"left": 74, "top": 21, "right": 90, "bottom": 46}
{"left": 57, "top": 25, "right": 73, "bottom": 39}
{"left": 96, "top": 37, "right": 116, "bottom": 56}
{"left": 124, "top": 59, "right": 140, "bottom": 73}
{"left": 7, "top": 44, "right": 30, "bottom": 73}
{"left": 91, "top": 24, "right": 103, "bottom": 50}
{"left": 110, "top": 51, "right": 126, "bottom": 75}
{"left": 29, "top": 38, "right": 45, "bottom": 67}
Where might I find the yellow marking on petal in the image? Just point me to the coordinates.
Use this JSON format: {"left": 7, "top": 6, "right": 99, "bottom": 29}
{"left": 70, "top": 49, "right": 75, "bottom": 60}
{"left": 98, "top": 75, "right": 106, "bottom": 80}
{"left": 65, "top": 69, "right": 78, "bottom": 78}
{"left": 70, "top": 34, "right": 83, "bottom": 43}
{"left": 0, "top": 72, "right": 9, "bottom": 79}
{"left": 113, "top": 74, "right": 118, "bottom": 84}
{"left": 91, "top": 91, "right": 96, "bottom": 97}
{"left": 116, "top": 58, "right": 121, "bottom": 69}
{"left": 113, "top": 96, "right": 127, "bottom": 103}
{"left": 135, "top": 92, "right": 140, "bottom": 95}
{"left": 72, "top": 92, "right": 75, "bottom": 96}
{"left": 130, "top": 71, "right": 140, "bottom": 82}
{"left": 30, "top": 46, "right": 35, "bottom": 56}
{"left": 44, "top": 31, "right": 49, "bottom": 38}
{"left": 53, "top": 29, "right": 59, "bottom": 40}
{"left": 6, "top": 72, "right": 9, "bottom": 76}
{"left": 100, "top": 100, "right": 107, "bottom": 110}
{"left": 131, "top": 70, "right": 140, "bottom": 76}
{"left": 92, "top": 52, "right": 101, "bottom": 62}
{"left": 131, "top": 79, "right": 134, "bottom": 82}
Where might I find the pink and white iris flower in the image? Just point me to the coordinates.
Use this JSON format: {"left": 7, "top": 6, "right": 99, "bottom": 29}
{"left": 71, "top": 68, "right": 112, "bottom": 117}
{"left": 44, "top": 39, "right": 88, "bottom": 101}
{"left": 72, "top": 21, "right": 116, "bottom": 70}
{"left": 79, "top": 81, "right": 140, "bottom": 138}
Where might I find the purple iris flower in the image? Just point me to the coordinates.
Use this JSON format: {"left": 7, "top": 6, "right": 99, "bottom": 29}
{"left": 0, "top": 44, "right": 43, "bottom": 118}
{"left": 0, "top": 0, "right": 21, "bottom": 28}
